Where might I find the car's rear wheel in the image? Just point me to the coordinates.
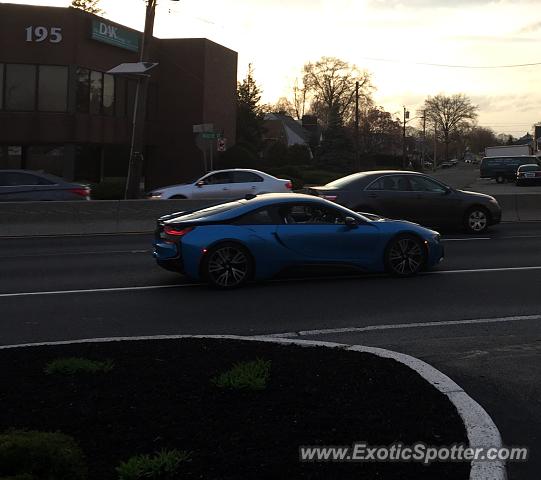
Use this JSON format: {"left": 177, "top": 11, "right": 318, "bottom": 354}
{"left": 202, "top": 242, "right": 253, "bottom": 289}
{"left": 384, "top": 234, "right": 426, "bottom": 277}
{"left": 464, "top": 207, "right": 489, "bottom": 234}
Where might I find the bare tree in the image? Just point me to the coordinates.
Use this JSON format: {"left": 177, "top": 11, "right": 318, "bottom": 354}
{"left": 271, "top": 97, "right": 297, "bottom": 117}
{"left": 70, "top": 0, "right": 104, "bottom": 15}
{"left": 302, "top": 57, "right": 374, "bottom": 128}
{"left": 423, "top": 94, "right": 478, "bottom": 161}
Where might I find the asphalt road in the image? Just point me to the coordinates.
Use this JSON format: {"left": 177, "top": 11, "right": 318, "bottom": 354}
{"left": 1, "top": 222, "right": 540, "bottom": 479}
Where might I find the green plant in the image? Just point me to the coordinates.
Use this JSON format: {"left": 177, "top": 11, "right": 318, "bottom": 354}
{"left": 211, "top": 358, "right": 271, "bottom": 391}
{"left": 89, "top": 177, "right": 126, "bottom": 200}
{"left": 44, "top": 357, "right": 114, "bottom": 375}
{"left": 0, "top": 430, "right": 87, "bottom": 480}
{"left": 116, "top": 449, "right": 191, "bottom": 480}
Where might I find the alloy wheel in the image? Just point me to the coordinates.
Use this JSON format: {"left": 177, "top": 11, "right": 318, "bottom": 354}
{"left": 467, "top": 210, "right": 488, "bottom": 233}
{"left": 387, "top": 237, "right": 424, "bottom": 276}
{"left": 207, "top": 245, "right": 249, "bottom": 288}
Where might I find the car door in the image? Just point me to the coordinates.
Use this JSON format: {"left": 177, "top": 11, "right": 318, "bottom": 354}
{"left": 407, "top": 175, "right": 461, "bottom": 226}
{"left": 364, "top": 175, "right": 418, "bottom": 220}
{"left": 275, "top": 202, "right": 380, "bottom": 264}
{"left": 231, "top": 171, "right": 264, "bottom": 196}
{"left": 191, "top": 172, "right": 234, "bottom": 199}
{"left": 0, "top": 172, "right": 53, "bottom": 201}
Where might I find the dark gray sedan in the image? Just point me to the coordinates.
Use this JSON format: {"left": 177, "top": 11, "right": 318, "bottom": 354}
{"left": 0, "top": 170, "right": 90, "bottom": 201}
{"left": 308, "top": 170, "right": 501, "bottom": 233}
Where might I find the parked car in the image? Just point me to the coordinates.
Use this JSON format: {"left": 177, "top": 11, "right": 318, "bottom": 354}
{"left": 516, "top": 164, "right": 541, "bottom": 186}
{"left": 153, "top": 193, "right": 444, "bottom": 288}
{"left": 307, "top": 170, "right": 501, "bottom": 234}
{"left": 146, "top": 169, "right": 293, "bottom": 200}
{"left": 0, "top": 170, "right": 90, "bottom": 201}
{"left": 480, "top": 155, "right": 539, "bottom": 183}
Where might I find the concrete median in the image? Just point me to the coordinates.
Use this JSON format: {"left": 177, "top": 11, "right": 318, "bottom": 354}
{"left": 1, "top": 194, "right": 540, "bottom": 237}
{"left": 0, "top": 199, "right": 224, "bottom": 237}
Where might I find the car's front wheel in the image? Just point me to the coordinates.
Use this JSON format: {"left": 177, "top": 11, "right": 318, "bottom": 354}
{"left": 464, "top": 207, "right": 489, "bottom": 234}
{"left": 202, "top": 242, "right": 253, "bottom": 289}
{"left": 384, "top": 234, "right": 426, "bottom": 277}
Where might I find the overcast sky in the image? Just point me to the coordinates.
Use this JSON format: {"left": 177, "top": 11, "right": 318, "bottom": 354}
{"left": 6, "top": 0, "right": 541, "bottom": 135}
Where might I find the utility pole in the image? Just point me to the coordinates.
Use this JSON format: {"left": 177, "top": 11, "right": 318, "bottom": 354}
{"left": 433, "top": 124, "right": 437, "bottom": 172}
{"left": 421, "top": 110, "right": 426, "bottom": 171}
{"left": 125, "top": 0, "right": 179, "bottom": 199}
{"left": 354, "top": 81, "right": 359, "bottom": 170}
{"left": 402, "top": 106, "right": 409, "bottom": 169}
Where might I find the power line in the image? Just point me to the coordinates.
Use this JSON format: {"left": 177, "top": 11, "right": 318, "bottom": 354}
{"left": 359, "top": 56, "right": 541, "bottom": 69}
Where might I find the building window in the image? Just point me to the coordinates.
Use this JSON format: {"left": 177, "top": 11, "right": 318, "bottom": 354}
{"left": 38, "top": 65, "right": 68, "bottom": 112}
{"left": 115, "top": 77, "right": 126, "bottom": 117}
{"left": 89, "top": 70, "right": 103, "bottom": 115}
{"left": 0, "top": 64, "right": 4, "bottom": 110}
{"left": 5, "top": 64, "right": 36, "bottom": 111}
{"left": 76, "top": 67, "right": 90, "bottom": 113}
{"left": 102, "top": 73, "right": 115, "bottom": 116}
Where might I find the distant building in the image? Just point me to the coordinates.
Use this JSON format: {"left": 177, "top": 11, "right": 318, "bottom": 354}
{"left": 0, "top": 3, "right": 237, "bottom": 189}
{"left": 262, "top": 113, "right": 322, "bottom": 156}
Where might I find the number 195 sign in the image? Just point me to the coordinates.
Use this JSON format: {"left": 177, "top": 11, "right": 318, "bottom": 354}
{"left": 25, "top": 26, "right": 63, "bottom": 43}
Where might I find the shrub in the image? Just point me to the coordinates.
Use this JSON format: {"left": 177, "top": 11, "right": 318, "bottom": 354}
{"left": 286, "top": 144, "right": 312, "bottom": 165}
{"left": 44, "top": 357, "right": 114, "bottom": 375}
{"left": 0, "top": 430, "right": 87, "bottom": 480}
{"left": 116, "top": 449, "right": 191, "bottom": 480}
{"left": 211, "top": 358, "right": 271, "bottom": 391}
{"left": 218, "top": 144, "right": 259, "bottom": 169}
{"left": 90, "top": 177, "right": 126, "bottom": 200}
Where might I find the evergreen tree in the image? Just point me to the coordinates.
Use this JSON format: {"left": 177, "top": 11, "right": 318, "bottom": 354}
{"left": 236, "top": 64, "right": 266, "bottom": 155}
{"left": 70, "top": 0, "right": 104, "bottom": 15}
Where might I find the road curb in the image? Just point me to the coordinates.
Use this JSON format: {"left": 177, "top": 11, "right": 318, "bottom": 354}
{"left": 0, "top": 334, "right": 506, "bottom": 479}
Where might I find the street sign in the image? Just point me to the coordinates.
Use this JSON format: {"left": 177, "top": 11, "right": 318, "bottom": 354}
{"left": 217, "top": 138, "right": 227, "bottom": 152}
{"left": 201, "top": 133, "right": 221, "bottom": 139}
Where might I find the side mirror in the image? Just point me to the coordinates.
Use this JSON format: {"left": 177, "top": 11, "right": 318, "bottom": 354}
{"left": 345, "top": 216, "right": 358, "bottom": 228}
{"left": 196, "top": 180, "right": 205, "bottom": 188}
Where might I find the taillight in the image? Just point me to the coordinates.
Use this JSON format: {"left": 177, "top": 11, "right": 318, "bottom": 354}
{"left": 285, "top": 181, "right": 293, "bottom": 190}
{"left": 164, "top": 226, "right": 194, "bottom": 237}
{"left": 70, "top": 187, "right": 90, "bottom": 197}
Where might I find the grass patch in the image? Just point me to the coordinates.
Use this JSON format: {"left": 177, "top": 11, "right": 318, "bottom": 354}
{"left": 44, "top": 357, "right": 114, "bottom": 375}
{"left": 211, "top": 358, "right": 271, "bottom": 391}
{"left": 0, "top": 430, "right": 87, "bottom": 480}
{"left": 116, "top": 449, "right": 191, "bottom": 480}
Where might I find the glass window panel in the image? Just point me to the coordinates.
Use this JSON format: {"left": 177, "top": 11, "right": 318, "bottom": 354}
{"left": 115, "top": 77, "right": 126, "bottom": 117}
{"left": 38, "top": 65, "right": 68, "bottom": 112}
{"left": 89, "top": 70, "right": 103, "bottom": 115}
{"left": 5, "top": 64, "right": 36, "bottom": 111}
{"left": 76, "top": 67, "right": 90, "bottom": 113}
{"left": 102, "top": 73, "right": 114, "bottom": 115}
{"left": 0, "top": 64, "right": 4, "bottom": 109}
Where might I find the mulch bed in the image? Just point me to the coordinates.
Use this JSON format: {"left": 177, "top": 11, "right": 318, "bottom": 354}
{"left": 0, "top": 338, "right": 470, "bottom": 479}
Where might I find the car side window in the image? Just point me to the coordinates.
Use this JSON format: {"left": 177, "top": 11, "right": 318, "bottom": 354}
{"left": 279, "top": 204, "right": 346, "bottom": 224}
{"left": 366, "top": 175, "right": 409, "bottom": 191}
{"left": 232, "top": 171, "right": 264, "bottom": 183}
{"left": 0, "top": 172, "right": 46, "bottom": 186}
{"left": 203, "top": 172, "right": 232, "bottom": 185}
{"left": 236, "top": 208, "right": 276, "bottom": 225}
{"left": 409, "top": 176, "right": 447, "bottom": 193}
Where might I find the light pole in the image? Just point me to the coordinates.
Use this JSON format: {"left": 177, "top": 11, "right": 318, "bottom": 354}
{"left": 124, "top": 0, "right": 179, "bottom": 199}
{"left": 402, "top": 107, "right": 409, "bottom": 169}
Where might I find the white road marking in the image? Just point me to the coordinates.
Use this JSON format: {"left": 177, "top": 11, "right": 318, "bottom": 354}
{"left": 263, "top": 314, "right": 541, "bottom": 338}
{"left": 0, "top": 283, "right": 199, "bottom": 298}
{"left": 441, "top": 237, "right": 490, "bottom": 242}
{"left": 1, "top": 264, "right": 541, "bottom": 298}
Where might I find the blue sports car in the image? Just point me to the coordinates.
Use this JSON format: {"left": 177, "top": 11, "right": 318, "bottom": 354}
{"left": 153, "top": 193, "right": 444, "bottom": 288}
